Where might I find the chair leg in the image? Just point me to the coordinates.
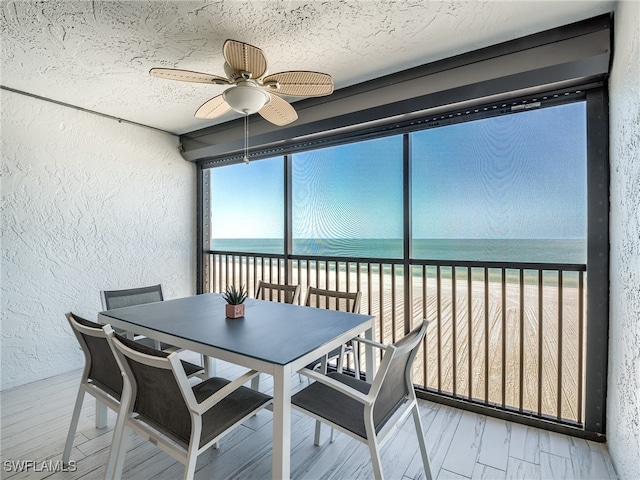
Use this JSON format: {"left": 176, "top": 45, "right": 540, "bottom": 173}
{"left": 105, "top": 411, "right": 128, "bottom": 480}
{"left": 62, "top": 387, "right": 86, "bottom": 466}
{"left": 336, "top": 345, "right": 346, "bottom": 374}
{"left": 320, "top": 355, "right": 329, "bottom": 374}
{"left": 314, "top": 420, "right": 322, "bottom": 446}
{"left": 367, "top": 436, "right": 384, "bottom": 480}
{"left": 353, "top": 341, "right": 361, "bottom": 380}
{"left": 182, "top": 445, "right": 199, "bottom": 480}
{"left": 107, "top": 424, "right": 130, "bottom": 480}
{"left": 412, "top": 404, "right": 433, "bottom": 480}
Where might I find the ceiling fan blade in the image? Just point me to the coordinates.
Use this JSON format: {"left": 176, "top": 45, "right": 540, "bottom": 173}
{"left": 149, "top": 68, "right": 230, "bottom": 85}
{"left": 258, "top": 93, "right": 298, "bottom": 126}
{"left": 262, "top": 71, "right": 334, "bottom": 97}
{"left": 195, "top": 94, "right": 232, "bottom": 119}
{"left": 223, "top": 39, "right": 267, "bottom": 79}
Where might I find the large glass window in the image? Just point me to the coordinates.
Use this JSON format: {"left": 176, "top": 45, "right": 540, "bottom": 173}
{"left": 292, "top": 136, "right": 404, "bottom": 258}
{"left": 203, "top": 89, "right": 604, "bottom": 436}
{"left": 411, "top": 102, "right": 587, "bottom": 263}
{"left": 210, "top": 156, "right": 284, "bottom": 254}
{"left": 208, "top": 101, "right": 587, "bottom": 264}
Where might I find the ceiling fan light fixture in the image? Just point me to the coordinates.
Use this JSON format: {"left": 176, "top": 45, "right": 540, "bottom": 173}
{"left": 151, "top": 40, "right": 333, "bottom": 128}
{"left": 223, "top": 83, "right": 270, "bottom": 115}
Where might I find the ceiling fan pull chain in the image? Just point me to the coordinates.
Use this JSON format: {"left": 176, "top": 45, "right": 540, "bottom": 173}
{"left": 243, "top": 114, "right": 250, "bottom": 164}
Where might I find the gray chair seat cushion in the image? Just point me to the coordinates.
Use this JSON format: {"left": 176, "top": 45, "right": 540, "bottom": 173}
{"left": 131, "top": 375, "right": 272, "bottom": 449}
{"left": 193, "top": 377, "right": 272, "bottom": 448}
{"left": 291, "top": 372, "right": 371, "bottom": 439}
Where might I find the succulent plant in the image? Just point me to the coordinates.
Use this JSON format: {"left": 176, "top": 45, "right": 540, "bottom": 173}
{"left": 222, "top": 284, "right": 248, "bottom": 305}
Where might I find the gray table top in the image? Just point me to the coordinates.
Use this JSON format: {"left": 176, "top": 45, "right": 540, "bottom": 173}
{"left": 99, "top": 293, "right": 373, "bottom": 366}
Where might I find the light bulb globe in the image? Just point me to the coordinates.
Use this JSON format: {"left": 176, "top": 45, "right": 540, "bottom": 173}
{"left": 223, "top": 84, "right": 270, "bottom": 115}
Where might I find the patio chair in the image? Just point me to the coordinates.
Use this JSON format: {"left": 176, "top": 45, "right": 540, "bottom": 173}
{"left": 292, "top": 320, "right": 432, "bottom": 480}
{"left": 304, "top": 286, "right": 362, "bottom": 378}
{"left": 252, "top": 281, "right": 301, "bottom": 390}
{"left": 100, "top": 284, "right": 170, "bottom": 350}
{"left": 105, "top": 330, "right": 273, "bottom": 480}
{"left": 63, "top": 313, "right": 206, "bottom": 475}
{"left": 255, "top": 280, "right": 301, "bottom": 304}
{"left": 62, "top": 313, "right": 123, "bottom": 475}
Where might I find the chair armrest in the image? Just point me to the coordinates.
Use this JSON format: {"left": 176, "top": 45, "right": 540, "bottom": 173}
{"left": 297, "top": 368, "right": 373, "bottom": 405}
{"left": 351, "top": 336, "right": 388, "bottom": 351}
{"left": 191, "top": 369, "right": 261, "bottom": 415}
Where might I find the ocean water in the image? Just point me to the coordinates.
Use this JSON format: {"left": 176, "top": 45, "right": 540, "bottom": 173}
{"left": 210, "top": 238, "right": 586, "bottom": 264}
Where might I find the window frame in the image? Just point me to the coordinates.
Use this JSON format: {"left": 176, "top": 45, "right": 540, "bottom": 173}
{"left": 198, "top": 83, "right": 608, "bottom": 438}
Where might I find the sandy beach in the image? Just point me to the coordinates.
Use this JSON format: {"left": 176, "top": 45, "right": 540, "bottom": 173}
{"left": 211, "top": 256, "right": 585, "bottom": 424}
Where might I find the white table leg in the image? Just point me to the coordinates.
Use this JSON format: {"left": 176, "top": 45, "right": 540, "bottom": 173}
{"left": 203, "top": 355, "right": 216, "bottom": 377}
{"left": 364, "top": 324, "right": 376, "bottom": 382}
{"left": 272, "top": 365, "right": 292, "bottom": 480}
{"left": 96, "top": 401, "right": 108, "bottom": 429}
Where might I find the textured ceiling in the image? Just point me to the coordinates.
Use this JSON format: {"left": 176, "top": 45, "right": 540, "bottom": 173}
{"left": 1, "top": 1, "right": 614, "bottom": 135}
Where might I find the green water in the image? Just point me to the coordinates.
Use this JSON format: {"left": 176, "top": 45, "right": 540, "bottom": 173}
{"left": 210, "top": 238, "right": 585, "bottom": 264}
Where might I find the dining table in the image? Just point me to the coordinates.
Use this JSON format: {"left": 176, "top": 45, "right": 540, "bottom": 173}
{"left": 98, "top": 292, "right": 376, "bottom": 479}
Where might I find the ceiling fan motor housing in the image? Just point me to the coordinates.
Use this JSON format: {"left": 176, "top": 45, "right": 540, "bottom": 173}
{"left": 223, "top": 80, "right": 270, "bottom": 114}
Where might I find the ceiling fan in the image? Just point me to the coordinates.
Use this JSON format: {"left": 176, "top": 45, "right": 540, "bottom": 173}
{"left": 149, "top": 39, "right": 334, "bottom": 127}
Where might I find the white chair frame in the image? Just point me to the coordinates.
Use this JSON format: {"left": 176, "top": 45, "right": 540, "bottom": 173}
{"left": 105, "top": 329, "right": 272, "bottom": 480}
{"left": 100, "top": 284, "right": 165, "bottom": 349}
{"left": 295, "top": 321, "right": 432, "bottom": 480}
{"left": 62, "top": 314, "right": 122, "bottom": 479}
{"left": 101, "top": 284, "right": 208, "bottom": 376}
{"left": 252, "top": 281, "right": 301, "bottom": 390}
{"left": 255, "top": 280, "right": 301, "bottom": 304}
{"left": 304, "top": 286, "right": 363, "bottom": 379}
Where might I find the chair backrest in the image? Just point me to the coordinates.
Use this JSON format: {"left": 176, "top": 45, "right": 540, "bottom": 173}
{"left": 255, "top": 281, "right": 301, "bottom": 304}
{"left": 304, "top": 286, "right": 361, "bottom": 313}
{"left": 66, "top": 313, "right": 123, "bottom": 400}
{"left": 108, "top": 333, "right": 194, "bottom": 446}
{"left": 101, "top": 284, "right": 164, "bottom": 310}
{"left": 371, "top": 320, "right": 428, "bottom": 432}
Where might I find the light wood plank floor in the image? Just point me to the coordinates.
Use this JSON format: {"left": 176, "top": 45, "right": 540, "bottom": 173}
{"left": 1, "top": 353, "right": 617, "bottom": 480}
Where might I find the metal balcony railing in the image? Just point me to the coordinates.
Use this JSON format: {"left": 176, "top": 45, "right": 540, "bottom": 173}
{"left": 204, "top": 251, "right": 586, "bottom": 429}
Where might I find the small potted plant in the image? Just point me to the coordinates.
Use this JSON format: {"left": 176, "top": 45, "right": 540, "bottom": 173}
{"left": 223, "top": 284, "right": 247, "bottom": 318}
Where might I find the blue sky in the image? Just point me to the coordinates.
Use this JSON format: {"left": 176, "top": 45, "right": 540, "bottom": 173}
{"left": 411, "top": 102, "right": 587, "bottom": 239}
{"left": 210, "top": 158, "right": 283, "bottom": 239}
{"left": 211, "top": 101, "right": 586, "bottom": 241}
{"left": 292, "top": 137, "right": 404, "bottom": 239}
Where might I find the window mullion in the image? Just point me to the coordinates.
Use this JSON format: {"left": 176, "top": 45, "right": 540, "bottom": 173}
{"left": 403, "top": 133, "right": 412, "bottom": 334}
{"left": 284, "top": 154, "right": 293, "bottom": 285}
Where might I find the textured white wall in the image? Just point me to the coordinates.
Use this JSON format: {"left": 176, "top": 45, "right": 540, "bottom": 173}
{"left": 1, "top": 90, "right": 196, "bottom": 390}
{"left": 608, "top": 1, "right": 640, "bottom": 478}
